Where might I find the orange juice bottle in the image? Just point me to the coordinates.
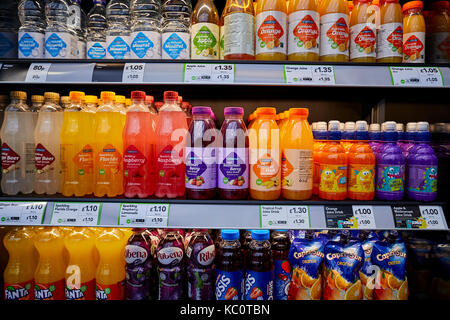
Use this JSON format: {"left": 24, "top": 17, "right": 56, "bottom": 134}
{"left": 348, "top": 1, "right": 354, "bottom": 15}
{"left": 34, "top": 227, "right": 65, "bottom": 300}
{"left": 3, "top": 227, "right": 36, "bottom": 300}
{"left": 377, "top": 0, "right": 403, "bottom": 63}
{"left": 318, "top": 0, "right": 350, "bottom": 61}
{"left": 281, "top": 108, "right": 313, "bottom": 200}
{"left": 402, "top": 1, "right": 426, "bottom": 63}
{"left": 347, "top": 121, "right": 375, "bottom": 200}
{"left": 255, "top": 0, "right": 288, "bottom": 60}
{"left": 64, "top": 227, "right": 97, "bottom": 300}
{"left": 95, "top": 228, "right": 126, "bottom": 300}
{"left": 287, "top": 0, "right": 320, "bottom": 61}
{"left": 249, "top": 107, "right": 281, "bottom": 200}
{"left": 350, "top": 0, "right": 377, "bottom": 62}
{"left": 313, "top": 121, "right": 328, "bottom": 196}
{"left": 318, "top": 120, "right": 348, "bottom": 200}
{"left": 430, "top": 1, "right": 450, "bottom": 63}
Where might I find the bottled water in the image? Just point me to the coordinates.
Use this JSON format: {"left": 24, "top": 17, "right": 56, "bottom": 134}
{"left": 87, "top": 0, "right": 107, "bottom": 59}
{"left": 130, "top": 0, "right": 162, "bottom": 59}
{"left": 45, "top": 0, "right": 74, "bottom": 59}
{"left": 106, "top": 0, "right": 131, "bottom": 59}
{"left": 68, "top": 0, "right": 86, "bottom": 58}
{"left": 18, "top": 0, "right": 44, "bottom": 59}
{"left": 161, "top": 0, "right": 192, "bottom": 60}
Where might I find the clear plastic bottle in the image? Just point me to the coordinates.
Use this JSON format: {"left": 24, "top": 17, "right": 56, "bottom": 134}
{"left": 18, "top": 0, "right": 46, "bottom": 59}
{"left": 68, "top": 0, "right": 86, "bottom": 59}
{"left": 106, "top": 0, "right": 131, "bottom": 59}
{"left": 161, "top": 0, "right": 192, "bottom": 59}
{"left": 30, "top": 95, "right": 43, "bottom": 127}
{"left": 191, "top": 0, "right": 220, "bottom": 59}
{"left": 45, "top": 0, "right": 74, "bottom": 59}
{"left": 87, "top": 0, "right": 107, "bottom": 59}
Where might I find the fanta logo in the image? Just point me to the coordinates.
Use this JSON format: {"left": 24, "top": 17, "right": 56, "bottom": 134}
{"left": 326, "top": 252, "right": 362, "bottom": 262}
{"left": 157, "top": 247, "right": 183, "bottom": 265}
{"left": 216, "top": 274, "right": 231, "bottom": 298}
{"left": 65, "top": 287, "right": 84, "bottom": 300}
{"left": 376, "top": 250, "right": 407, "bottom": 261}
{"left": 197, "top": 245, "right": 215, "bottom": 266}
{"left": 4, "top": 286, "right": 30, "bottom": 300}
{"left": 293, "top": 248, "right": 324, "bottom": 259}
{"left": 96, "top": 289, "right": 108, "bottom": 300}
{"left": 125, "top": 245, "right": 148, "bottom": 264}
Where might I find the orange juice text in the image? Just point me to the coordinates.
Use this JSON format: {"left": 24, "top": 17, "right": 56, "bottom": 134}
{"left": 402, "top": 1, "right": 426, "bottom": 63}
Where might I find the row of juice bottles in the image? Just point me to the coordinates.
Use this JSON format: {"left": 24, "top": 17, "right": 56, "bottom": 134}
{"left": 1, "top": 226, "right": 411, "bottom": 300}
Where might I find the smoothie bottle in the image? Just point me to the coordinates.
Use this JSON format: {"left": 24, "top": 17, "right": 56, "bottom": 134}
{"left": 377, "top": 0, "right": 403, "bottom": 63}
{"left": 402, "top": 1, "right": 426, "bottom": 63}
{"left": 350, "top": 0, "right": 377, "bottom": 62}
{"left": 313, "top": 121, "right": 327, "bottom": 196}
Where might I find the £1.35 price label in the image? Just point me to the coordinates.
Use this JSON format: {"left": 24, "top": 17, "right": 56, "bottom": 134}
{"left": 284, "top": 65, "right": 335, "bottom": 85}
{"left": 122, "top": 63, "right": 146, "bottom": 83}
{"left": 25, "top": 63, "right": 51, "bottom": 82}
{"left": 50, "top": 202, "right": 102, "bottom": 226}
{"left": 351, "top": 205, "right": 376, "bottom": 229}
{"left": 0, "top": 202, "right": 47, "bottom": 225}
{"left": 260, "top": 205, "right": 310, "bottom": 229}
{"left": 119, "top": 203, "right": 169, "bottom": 227}
{"left": 183, "top": 64, "right": 234, "bottom": 83}
{"left": 389, "top": 66, "right": 444, "bottom": 87}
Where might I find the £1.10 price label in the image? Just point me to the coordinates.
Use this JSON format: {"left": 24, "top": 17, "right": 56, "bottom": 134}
{"left": 119, "top": 203, "right": 170, "bottom": 227}
{"left": 0, "top": 202, "right": 47, "bottom": 225}
{"left": 25, "top": 63, "right": 51, "bottom": 82}
{"left": 284, "top": 65, "right": 335, "bottom": 85}
{"left": 389, "top": 66, "right": 444, "bottom": 87}
{"left": 183, "top": 64, "right": 234, "bottom": 84}
{"left": 50, "top": 202, "right": 102, "bottom": 226}
{"left": 260, "top": 205, "right": 310, "bottom": 229}
{"left": 122, "top": 63, "right": 146, "bottom": 83}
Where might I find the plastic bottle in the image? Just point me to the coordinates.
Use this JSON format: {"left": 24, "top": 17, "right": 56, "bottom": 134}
{"left": 244, "top": 230, "right": 274, "bottom": 300}
{"left": 45, "top": 0, "right": 74, "bottom": 58}
{"left": 161, "top": 0, "right": 192, "bottom": 59}
{"left": 280, "top": 108, "right": 313, "bottom": 200}
{"left": 34, "top": 92, "right": 63, "bottom": 195}
{"left": 376, "top": 121, "right": 405, "bottom": 200}
{"left": 1, "top": 91, "right": 35, "bottom": 195}
{"left": 287, "top": 0, "right": 320, "bottom": 61}
{"left": 377, "top": 0, "right": 403, "bottom": 63}
{"left": 349, "top": 0, "right": 377, "bottom": 62}
{"left": 313, "top": 121, "right": 327, "bottom": 196}
{"left": 215, "top": 229, "right": 244, "bottom": 300}
{"left": 84, "top": 95, "right": 98, "bottom": 112}
{"left": 271, "top": 230, "right": 291, "bottom": 300}
{"left": 222, "top": 0, "right": 255, "bottom": 60}
{"left": 60, "top": 96, "right": 70, "bottom": 109}
{"left": 106, "top": 0, "right": 131, "bottom": 59}
{"left": 191, "top": 0, "right": 220, "bottom": 59}
{"left": 396, "top": 122, "right": 405, "bottom": 146}
{"left": 69, "top": 0, "right": 86, "bottom": 58}
{"left": 30, "top": 94, "right": 43, "bottom": 126}
{"left": 402, "top": 1, "right": 425, "bottom": 63}
{"left": 401, "top": 122, "right": 416, "bottom": 158}
{"left": 431, "top": 123, "right": 450, "bottom": 199}
{"left": 130, "top": 0, "right": 162, "bottom": 59}
{"left": 342, "top": 121, "right": 356, "bottom": 153}
{"left": 87, "top": 0, "right": 107, "bottom": 59}
{"left": 369, "top": 123, "right": 383, "bottom": 154}
{"left": 18, "top": 0, "right": 45, "bottom": 59}
{"left": 0, "top": 0, "right": 18, "bottom": 59}
{"left": 348, "top": 120, "right": 375, "bottom": 200}
{"left": 430, "top": 1, "right": 450, "bottom": 63}
{"left": 318, "top": 120, "right": 347, "bottom": 200}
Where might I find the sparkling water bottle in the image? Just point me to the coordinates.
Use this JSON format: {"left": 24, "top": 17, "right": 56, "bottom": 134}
{"left": 45, "top": 0, "right": 74, "bottom": 59}
{"left": 106, "top": 0, "right": 131, "bottom": 59}
{"left": 161, "top": 0, "right": 192, "bottom": 60}
{"left": 18, "top": 0, "right": 45, "bottom": 59}
{"left": 68, "top": 0, "right": 86, "bottom": 58}
{"left": 87, "top": 0, "right": 107, "bottom": 59}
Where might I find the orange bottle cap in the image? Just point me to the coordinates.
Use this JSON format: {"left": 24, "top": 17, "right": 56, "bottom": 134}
{"left": 257, "top": 107, "right": 276, "bottom": 115}
{"left": 372, "top": 0, "right": 380, "bottom": 6}
{"left": 101, "top": 91, "right": 116, "bottom": 102}
{"left": 402, "top": 1, "right": 423, "bottom": 12}
{"left": 348, "top": 1, "right": 354, "bottom": 10}
{"left": 69, "top": 91, "right": 85, "bottom": 101}
{"left": 289, "top": 108, "right": 309, "bottom": 117}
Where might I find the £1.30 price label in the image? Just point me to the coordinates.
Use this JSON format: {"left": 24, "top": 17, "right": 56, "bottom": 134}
{"left": 119, "top": 203, "right": 169, "bottom": 227}
{"left": 284, "top": 65, "right": 335, "bottom": 85}
{"left": 351, "top": 205, "right": 376, "bottom": 229}
{"left": 183, "top": 64, "right": 234, "bottom": 83}
{"left": 0, "top": 202, "right": 47, "bottom": 225}
{"left": 122, "top": 63, "right": 146, "bottom": 83}
{"left": 260, "top": 205, "right": 310, "bottom": 229}
{"left": 50, "top": 202, "right": 102, "bottom": 226}
{"left": 389, "top": 66, "right": 444, "bottom": 87}
{"left": 25, "top": 63, "right": 52, "bottom": 82}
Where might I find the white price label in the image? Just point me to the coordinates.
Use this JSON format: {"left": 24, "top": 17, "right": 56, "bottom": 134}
{"left": 284, "top": 65, "right": 335, "bottom": 85}
{"left": 119, "top": 203, "right": 169, "bottom": 227}
{"left": 419, "top": 206, "right": 447, "bottom": 229}
{"left": 260, "top": 205, "right": 310, "bottom": 229}
{"left": 25, "top": 63, "right": 51, "bottom": 82}
{"left": 183, "top": 64, "right": 234, "bottom": 83}
{"left": 50, "top": 202, "right": 102, "bottom": 226}
{"left": 0, "top": 202, "right": 47, "bottom": 225}
{"left": 352, "top": 205, "right": 376, "bottom": 229}
{"left": 389, "top": 66, "right": 444, "bottom": 87}
{"left": 122, "top": 63, "right": 146, "bottom": 83}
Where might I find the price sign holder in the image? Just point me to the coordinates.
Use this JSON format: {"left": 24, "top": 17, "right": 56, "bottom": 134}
{"left": 122, "top": 63, "right": 146, "bottom": 83}
{"left": 119, "top": 203, "right": 170, "bottom": 227}
{"left": 389, "top": 66, "right": 444, "bottom": 87}
{"left": 0, "top": 201, "right": 47, "bottom": 225}
{"left": 50, "top": 202, "right": 102, "bottom": 226}
{"left": 283, "top": 65, "right": 336, "bottom": 85}
{"left": 260, "top": 205, "right": 310, "bottom": 229}
{"left": 25, "top": 63, "right": 52, "bottom": 82}
{"left": 183, "top": 63, "right": 235, "bottom": 83}
{"left": 324, "top": 205, "right": 357, "bottom": 229}
{"left": 391, "top": 205, "right": 446, "bottom": 229}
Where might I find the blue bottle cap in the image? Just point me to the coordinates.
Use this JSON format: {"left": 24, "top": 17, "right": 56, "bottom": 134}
{"left": 274, "top": 229, "right": 288, "bottom": 232}
{"left": 251, "top": 230, "right": 270, "bottom": 241}
{"left": 221, "top": 229, "right": 239, "bottom": 241}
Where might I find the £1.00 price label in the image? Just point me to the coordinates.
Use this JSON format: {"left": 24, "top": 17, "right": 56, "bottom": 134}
{"left": 389, "top": 66, "right": 444, "bottom": 87}
{"left": 183, "top": 64, "right": 234, "bottom": 83}
{"left": 122, "top": 63, "right": 146, "bottom": 83}
{"left": 418, "top": 206, "right": 447, "bottom": 230}
{"left": 260, "top": 205, "right": 310, "bottom": 229}
{"left": 284, "top": 65, "right": 335, "bottom": 85}
{"left": 25, "top": 63, "right": 52, "bottom": 82}
{"left": 0, "top": 202, "right": 47, "bottom": 225}
{"left": 50, "top": 202, "right": 102, "bottom": 226}
{"left": 351, "top": 205, "right": 376, "bottom": 229}
{"left": 119, "top": 203, "right": 169, "bottom": 227}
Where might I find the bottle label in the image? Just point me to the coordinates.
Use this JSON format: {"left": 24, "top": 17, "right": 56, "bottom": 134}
{"left": 250, "top": 151, "right": 280, "bottom": 191}
{"left": 256, "top": 11, "right": 287, "bottom": 55}
{"left": 185, "top": 147, "right": 217, "bottom": 189}
{"left": 106, "top": 35, "right": 130, "bottom": 59}
{"left": 224, "top": 13, "right": 255, "bottom": 56}
{"left": 44, "top": 32, "right": 70, "bottom": 58}
{"left": 320, "top": 13, "right": 349, "bottom": 57}
{"left": 218, "top": 147, "right": 249, "bottom": 190}
{"left": 350, "top": 22, "right": 376, "bottom": 59}
{"left": 377, "top": 23, "right": 403, "bottom": 59}
{"left": 407, "top": 165, "right": 438, "bottom": 194}
{"left": 191, "top": 23, "right": 219, "bottom": 59}
{"left": 281, "top": 149, "right": 313, "bottom": 191}
{"left": 430, "top": 32, "right": 450, "bottom": 63}
{"left": 215, "top": 269, "right": 244, "bottom": 300}
{"left": 96, "top": 281, "right": 125, "bottom": 300}
{"left": 274, "top": 259, "right": 290, "bottom": 300}
{"left": 35, "top": 143, "right": 55, "bottom": 173}
{"left": 78, "top": 40, "right": 86, "bottom": 58}
{"left": 376, "top": 164, "right": 405, "bottom": 192}
{"left": 1, "top": 143, "right": 21, "bottom": 172}
{"left": 0, "top": 32, "right": 16, "bottom": 58}
{"left": 87, "top": 41, "right": 106, "bottom": 59}
{"left": 34, "top": 279, "right": 65, "bottom": 300}
{"left": 403, "top": 32, "right": 425, "bottom": 63}
{"left": 318, "top": 164, "right": 347, "bottom": 193}
{"left": 156, "top": 145, "right": 184, "bottom": 179}
{"left": 18, "top": 32, "right": 44, "bottom": 58}
{"left": 288, "top": 10, "right": 320, "bottom": 56}
{"left": 97, "top": 144, "right": 122, "bottom": 176}
{"left": 123, "top": 145, "right": 147, "bottom": 178}
{"left": 70, "top": 144, "right": 94, "bottom": 175}
{"left": 131, "top": 31, "right": 161, "bottom": 59}
{"left": 158, "top": 266, "right": 184, "bottom": 300}
{"left": 348, "top": 164, "right": 375, "bottom": 193}
{"left": 244, "top": 270, "right": 274, "bottom": 300}
{"left": 188, "top": 268, "right": 214, "bottom": 300}
{"left": 65, "top": 279, "right": 96, "bottom": 300}
{"left": 219, "top": 25, "right": 225, "bottom": 59}
{"left": 4, "top": 281, "right": 34, "bottom": 300}
{"left": 162, "top": 32, "right": 189, "bottom": 60}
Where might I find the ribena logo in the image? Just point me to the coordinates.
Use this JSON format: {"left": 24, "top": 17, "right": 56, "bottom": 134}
{"left": 197, "top": 245, "right": 215, "bottom": 266}
{"left": 157, "top": 247, "right": 183, "bottom": 265}
{"left": 125, "top": 245, "right": 148, "bottom": 264}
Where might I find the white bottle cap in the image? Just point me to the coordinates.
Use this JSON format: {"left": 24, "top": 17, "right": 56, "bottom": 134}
{"left": 434, "top": 123, "right": 446, "bottom": 132}
{"left": 339, "top": 122, "right": 344, "bottom": 131}
{"left": 416, "top": 121, "right": 429, "bottom": 132}
{"left": 406, "top": 122, "right": 417, "bottom": 132}
{"left": 396, "top": 123, "right": 404, "bottom": 132}
{"left": 384, "top": 121, "right": 397, "bottom": 132}
{"left": 316, "top": 121, "right": 327, "bottom": 131}
{"left": 355, "top": 120, "right": 368, "bottom": 131}
{"left": 344, "top": 121, "right": 356, "bottom": 131}
{"left": 445, "top": 123, "right": 450, "bottom": 133}
{"left": 430, "top": 124, "right": 435, "bottom": 133}
{"left": 369, "top": 123, "right": 380, "bottom": 132}
{"left": 328, "top": 120, "right": 340, "bottom": 131}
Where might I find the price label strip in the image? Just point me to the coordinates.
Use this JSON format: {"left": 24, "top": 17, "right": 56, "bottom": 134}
{"left": 183, "top": 63, "right": 234, "bottom": 84}
{"left": 391, "top": 205, "right": 447, "bottom": 229}
{"left": 389, "top": 66, "right": 444, "bottom": 87}
{"left": 0, "top": 201, "right": 47, "bottom": 225}
{"left": 119, "top": 203, "right": 170, "bottom": 227}
{"left": 284, "top": 65, "right": 336, "bottom": 85}
{"left": 25, "top": 63, "right": 52, "bottom": 82}
{"left": 50, "top": 202, "right": 102, "bottom": 226}
{"left": 122, "top": 63, "right": 146, "bottom": 83}
{"left": 324, "top": 205, "right": 373, "bottom": 229}
{"left": 351, "top": 205, "right": 376, "bottom": 229}
{"left": 260, "top": 205, "right": 310, "bottom": 229}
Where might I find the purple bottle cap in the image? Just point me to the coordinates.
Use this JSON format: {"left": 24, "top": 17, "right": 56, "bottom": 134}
{"left": 224, "top": 107, "right": 244, "bottom": 115}
{"left": 192, "top": 106, "right": 211, "bottom": 115}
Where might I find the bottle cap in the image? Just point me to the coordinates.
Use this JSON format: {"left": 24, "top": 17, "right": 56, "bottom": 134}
{"left": 0, "top": 95, "right": 8, "bottom": 103}
{"left": 251, "top": 230, "right": 270, "bottom": 241}
{"left": 164, "top": 91, "right": 178, "bottom": 102}
{"left": 44, "top": 92, "right": 60, "bottom": 102}
{"left": 316, "top": 121, "right": 327, "bottom": 131}
{"left": 257, "top": 107, "right": 276, "bottom": 116}
{"left": 115, "top": 95, "right": 126, "bottom": 104}
{"left": 355, "top": 120, "right": 368, "bottom": 131}
{"left": 396, "top": 123, "right": 404, "bottom": 132}
{"left": 328, "top": 120, "right": 340, "bottom": 131}
{"left": 100, "top": 91, "right": 115, "bottom": 102}
{"left": 383, "top": 121, "right": 397, "bottom": 131}
{"left": 146, "top": 95, "right": 154, "bottom": 104}
{"left": 69, "top": 91, "right": 85, "bottom": 101}
{"left": 178, "top": 96, "right": 183, "bottom": 104}
{"left": 192, "top": 106, "right": 211, "bottom": 115}
{"left": 126, "top": 98, "right": 131, "bottom": 106}
{"left": 344, "top": 121, "right": 356, "bottom": 131}
{"left": 311, "top": 122, "right": 317, "bottom": 130}
{"left": 274, "top": 229, "right": 289, "bottom": 232}
{"left": 403, "top": 1, "right": 423, "bottom": 12}
{"left": 434, "top": 123, "right": 446, "bottom": 132}
{"left": 131, "top": 91, "right": 146, "bottom": 101}
{"left": 406, "top": 122, "right": 417, "bottom": 132}
{"left": 416, "top": 121, "right": 429, "bottom": 132}
{"left": 445, "top": 123, "right": 450, "bottom": 132}
{"left": 31, "top": 95, "right": 44, "bottom": 103}
{"left": 432, "top": 1, "right": 450, "bottom": 11}
{"left": 181, "top": 102, "right": 190, "bottom": 109}
{"left": 369, "top": 123, "right": 380, "bottom": 132}
{"left": 61, "top": 96, "right": 70, "bottom": 104}
{"left": 339, "top": 122, "right": 344, "bottom": 131}
{"left": 10, "top": 91, "right": 27, "bottom": 100}
{"left": 85, "top": 95, "right": 98, "bottom": 104}
{"left": 289, "top": 108, "right": 309, "bottom": 117}
{"left": 224, "top": 107, "right": 244, "bottom": 115}
{"left": 155, "top": 102, "right": 163, "bottom": 110}
{"left": 221, "top": 229, "right": 239, "bottom": 241}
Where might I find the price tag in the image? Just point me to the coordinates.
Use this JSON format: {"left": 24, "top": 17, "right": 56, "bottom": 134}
{"left": 284, "top": 65, "right": 335, "bottom": 85}
{"left": 122, "top": 63, "right": 146, "bottom": 83}
{"left": 0, "top": 202, "right": 47, "bottom": 225}
{"left": 50, "top": 202, "right": 102, "bottom": 226}
{"left": 351, "top": 205, "right": 376, "bottom": 229}
{"left": 389, "top": 66, "right": 444, "bottom": 87}
{"left": 418, "top": 206, "right": 446, "bottom": 229}
{"left": 183, "top": 64, "right": 234, "bottom": 83}
{"left": 25, "top": 63, "right": 51, "bottom": 82}
{"left": 324, "top": 205, "right": 357, "bottom": 229}
{"left": 260, "top": 205, "right": 310, "bottom": 229}
{"left": 119, "top": 203, "right": 169, "bottom": 227}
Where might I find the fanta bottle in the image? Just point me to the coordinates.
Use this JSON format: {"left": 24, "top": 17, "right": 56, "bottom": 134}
{"left": 402, "top": 1, "right": 426, "bottom": 63}
{"left": 377, "top": 0, "right": 403, "bottom": 63}
{"left": 347, "top": 121, "right": 375, "bottom": 200}
{"left": 318, "top": 120, "right": 348, "bottom": 200}
{"left": 342, "top": 121, "right": 356, "bottom": 153}
{"left": 312, "top": 121, "right": 327, "bottom": 195}
{"left": 349, "top": 0, "right": 377, "bottom": 62}
{"left": 94, "top": 91, "right": 124, "bottom": 197}
{"left": 271, "top": 230, "right": 291, "bottom": 300}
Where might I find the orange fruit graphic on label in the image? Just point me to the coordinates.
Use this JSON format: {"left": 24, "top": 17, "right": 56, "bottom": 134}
{"left": 326, "top": 18, "right": 349, "bottom": 46}
{"left": 335, "top": 273, "right": 351, "bottom": 291}
{"left": 309, "top": 275, "right": 322, "bottom": 300}
{"left": 344, "top": 280, "right": 362, "bottom": 300}
{"left": 397, "top": 280, "right": 409, "bottom": 300}
{"left": 363, "top": 285, "right": 374, "bottom": 300}
{"left": 258, "top": 15, "right": 285, "bottom": 44}
{"left": 387, "top": 274, "right": 403, "bottom": 290}
{"left": 301, "top": 272, "right": 316, "bottom": 288}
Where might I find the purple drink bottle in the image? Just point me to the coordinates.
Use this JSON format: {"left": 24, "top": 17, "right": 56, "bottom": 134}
{"left": 401, "top": 122, "right": 417, "bottom": 158}
{"left": 431, "top": 123, "right": 450, "bottom": 198}
{"left": 186, "top": 229, "right": 216, "bottom": 300}
{"left": 396, "top": 122, "right": 405, "bottom": 148}
{"left": 369, "top": 123, "right": 383, "bottom": 154}
{"left": 376, "top": 121, "right": 406, "bottom": 200}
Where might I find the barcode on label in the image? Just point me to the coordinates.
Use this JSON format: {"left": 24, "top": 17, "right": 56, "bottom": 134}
{"left": 199, "top": 76, "right": 210, "bottom": 79}
{"left": 10, "top": 217, "right": 19, "bottom": 220}
{"left": 277, "top": 221, "right": 287, "bottom": 224}
{"left": 135, "top": 219, "right": 145, "bottom": 222}
{"left": 67, "top": 219, "right": 76, "bottom": 222}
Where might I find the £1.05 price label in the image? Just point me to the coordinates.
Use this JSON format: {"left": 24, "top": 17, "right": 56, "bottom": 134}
{"left": 284, "top": 65, "right": 335, "bottom": 85}
{"left": 0, "top": 202, "right": 47, "bottom": 225}
{"left": 50, "top": 202, "right": 102, "bottom": 226}
{"left": 183, "top": 64, "right": 234, "bottom": 83}
{"left": 389, "top": 66, "right": 444, "bottom": 87}
{"left": 119, "top": 203, "right": 169, "bottom": 227}
{"left": 260, "top": 205, "right": 310, "bottom": 229}
{"left": 25, "top": 63, "right": 51, "bottom": 82}
{"left": 122, "top": 63, "right": 146, "bottom": 83}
